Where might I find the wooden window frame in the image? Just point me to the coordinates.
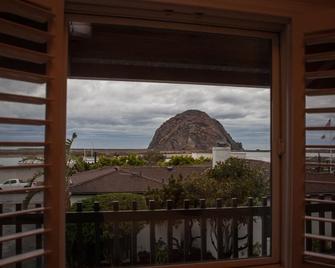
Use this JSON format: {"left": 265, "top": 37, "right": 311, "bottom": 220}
{"left": 65, "top": 11, "right": 285, "bottom": 268}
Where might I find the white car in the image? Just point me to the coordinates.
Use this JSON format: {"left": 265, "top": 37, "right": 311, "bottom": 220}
{"left": 0, "top": 179, "right": 33, "bottom": 190}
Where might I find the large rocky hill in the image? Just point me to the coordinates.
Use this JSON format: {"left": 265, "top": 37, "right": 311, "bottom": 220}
{"left": 148, "top": 110, "right": 243, "bottom": 151}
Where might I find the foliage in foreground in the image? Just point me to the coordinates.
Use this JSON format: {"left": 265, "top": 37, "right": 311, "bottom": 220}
{"left": 146, "top": 157, "right": 269, "bottom": 207}
{"left": 66, "top": 193, "right": 147, "bottom": 267}
{"left": 161, "top": 155, "right": 211, "bottom": 166}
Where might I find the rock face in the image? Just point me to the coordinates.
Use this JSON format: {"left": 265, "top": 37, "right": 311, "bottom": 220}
{"left": 148, "top": 110, "right": 243, "bottom": 151}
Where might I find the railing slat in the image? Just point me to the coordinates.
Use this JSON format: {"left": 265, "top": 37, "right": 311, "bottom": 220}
{"left": 93, "top": 202, "right": 101, "bottom": 266}
{"left": 15, "top": 204, "right": 22, "bottom": 268}
{"left": 0, "top": 204, "right": 2, "bottom": 259}
{"left": 332, "top": 195, "right": 335, "bottom": 252}
{"left": 216, "top": 198, "right": 223, "bottom": 259}
{"left": 183, "top": 199, "right": 190, "bottom": 262}
{"left": 261, "top": 197, "right": 268, "bottom": 257}
{"left": 200, "top": 199, "right": 207, "bottom": 261}
{"left": 35, "top": 204, "right": 43, "bottom": 268}
{"left": 232, "top": 198, "right": 238, "bottom": 259}
{"left": 248, "top": 197, "right": 254, "bottom": 257}
{"left": 112, "top": 201, "right": 120, "bottom": 266}
{"left": 0, "top": 66, "right": 50, "bottom": 84}
{"left": 149, "top": 200, "right": 156, "bottom": 264}
{"left": 318, "top": 195, "right": 326, "bottom": 252}
{"left": 305, "top": 196, "right": 312, "bottom": 251}
{"left": 166, "top": 200, "right": 173, "bottom": 263}
{"left": 131, "top": 201, "right": 138, "bottom": 265}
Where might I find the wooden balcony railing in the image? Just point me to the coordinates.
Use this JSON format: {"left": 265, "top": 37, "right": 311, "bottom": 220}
{"left": 1, "top": 196, "right": 333, "bottom": 267}
{"left": 1, "top": 198, "right": 270, "bottom": 267}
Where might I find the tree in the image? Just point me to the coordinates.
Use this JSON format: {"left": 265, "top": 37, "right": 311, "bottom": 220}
{"left": 22, "top": 132, "right": 77, "bottom": 209}
{"left": 145, "top": 157, "right": 270, "bottom": 259}
{"left": 147, "top": 157, "right": 269, "bottom": 207}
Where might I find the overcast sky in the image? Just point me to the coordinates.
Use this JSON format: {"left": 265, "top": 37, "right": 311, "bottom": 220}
{"left": 66, "top": 80, "right": 271, "bottom": 149}
{"left": 3, "top": 78, "right": 333, "bottom": 150}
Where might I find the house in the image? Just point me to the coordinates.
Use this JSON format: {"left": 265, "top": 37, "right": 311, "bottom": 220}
{"left": 69, "top": 165, "right": 209, "bottom": 197}
{"left": 1, "top": 0, "right": 335, "bottom": 268}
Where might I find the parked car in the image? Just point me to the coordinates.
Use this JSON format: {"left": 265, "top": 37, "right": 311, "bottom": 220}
{"left": 0, "top": 179, "right": 35, "bottom": 190}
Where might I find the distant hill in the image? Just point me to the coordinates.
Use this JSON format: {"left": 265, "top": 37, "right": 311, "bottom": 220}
{"left": 148, "top": 110, "right": 243, "bottom": 151}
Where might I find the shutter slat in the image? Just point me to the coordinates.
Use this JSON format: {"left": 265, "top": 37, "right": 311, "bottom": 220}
{"left": 306, "top": 51, "right": 335, "bottom": 63}
{"left": 305, "top": 216, "right": 335, "bottom": 224}
{"left": 305, "top": 180, "right": 335, "bottom": 185}
{"left": 305, "top": 198, "right": 335, "bottom": 204}
{"left": 0, "top": 141, "right": 46, "bottom": 146}
{"left": 305, "top": 107, "right": 335, "bottom": 114}
{"left": 1, "top": 0, "right": 53, "bottom": 23}
{"left": 0, "top": 186, "right": 46, "bottom": 194}
{"left": 0, "top": 117, "right": 48, "bottom": 125}
{"left": 0, "top": 228, "right": 49, "bottom": 243}
{"left": 0, "top": 249, "right": 49, "bottom": 267}
{"left": 306, "top": 145, "right": 335, "bottom": 149}
{"left": 0, "top": 207, "right": 47, "bottom": 219}
{"left": 305, "top": 32, "right": 335, "bottom": 46}
{"left": 0, "top": 67, "right": 50, "bottom": 84}
{"left": 306, "top": 88, "right": 335, "bottom": 96}
{"left": 0, "top": 164, "right": 48, "bottom": 170}
{"left": 0, "top": 93, "right": 48, "bottom": 105}
{"left": 306, "top": 70, "right": 335, "bottom": 80}
{"left": 306, "top": 126, "right": 335, "bottom": 131}
{"left": 0, "top": 19, "right": 53, "bottom": 43}
{"left": 305, "top": 233, "right": 335, "bottom": 242}
{"left": 0, "top": 43, "right": 52, "bottom": 64}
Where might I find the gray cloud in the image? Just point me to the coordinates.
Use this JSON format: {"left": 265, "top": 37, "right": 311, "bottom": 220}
{"left": 0, "top": 78, "right": 272, "bottom": 149}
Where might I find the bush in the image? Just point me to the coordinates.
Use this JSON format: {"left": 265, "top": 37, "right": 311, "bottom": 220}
{"left": 66, "top": 193, "right": 147, "bottom": 267}
{"left": 146, "top": 157, "right": 269, "bottom": 207}
{"left": 163, "top": 155, "right": 211, "bottom": 166}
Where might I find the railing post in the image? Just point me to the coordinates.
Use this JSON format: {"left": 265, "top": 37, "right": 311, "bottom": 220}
{"left": 166, "top": 200, "right": 173, "bottom": 263}
{"left": 232, "top": 198, "right": 238, "bottom": 259}
{"left": 16, "top": 203, "right": 22, "bottom": 268}
{"left": 93, "top": 201, "right": 101, "bottom": 266}
{"left": 183, "top": 199, "right": 190, "bottom": 262}
{"left": 200, "top": 199, "right": 207, "bottom": 261}
{"left": 149, "top": 200, "right": 156, "bottom": 264}
{"left": 332, "top": 195, "right": 335, "bottom": 252}
{"left": 112, "top": 201, "right": 120, "bottom": 266}
{"left": 216, "top": 198, "right": 223, "bottom": 259}
{"left": 261, "top": 197, "right": 268, "bottom": 256}
{"left": 74, "top": 202, "right": 83, "bottom": 267}
{"left": 0, "top": 204, "right": 2, "bottom": 260}
{"left": 131, "top": 201, "right": 138, "bottom": 265}
{"left": 305, "top": 195, "right": 312, "bottom": 252}
{"left": 319, "top": 194, "right": 326, "bottom": 253}
{"left": 247, "top": 197, "right": 254, "bottom": 257}
{"left": 35, "top": 203, "right": 43, "bottom": 268}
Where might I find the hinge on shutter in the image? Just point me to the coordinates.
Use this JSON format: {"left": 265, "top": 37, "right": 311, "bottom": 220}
{"left": 278, "top": 139, "right": 285, "bottom": 157}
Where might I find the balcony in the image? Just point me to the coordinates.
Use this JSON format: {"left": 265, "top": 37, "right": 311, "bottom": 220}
{"left": 0, "top": 196, "right": 334, "bottom": 267}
